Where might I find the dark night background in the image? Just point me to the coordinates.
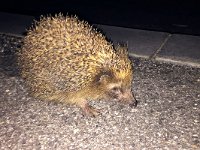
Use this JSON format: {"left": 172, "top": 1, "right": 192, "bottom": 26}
{"left": 0, "top": 0, "right": 200, "bottom": 35}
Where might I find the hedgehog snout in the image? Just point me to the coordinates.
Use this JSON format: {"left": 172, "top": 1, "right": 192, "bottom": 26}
{"left": 128, "top": 92, "right": 137, "bottom": 108}
{"left": 119, "top": 89, "right": 137, "bottom": 108}
{"left": 108, "top": 87, "right": 137, "bottom": 107}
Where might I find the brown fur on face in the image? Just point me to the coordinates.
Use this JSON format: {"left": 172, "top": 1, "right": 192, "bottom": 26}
{"left": 95, "top": 69, "right": 136, "bottom": 106}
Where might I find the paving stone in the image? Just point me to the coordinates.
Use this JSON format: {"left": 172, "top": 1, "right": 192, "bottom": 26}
{"left": 0, "top": 12, "right": 34, "bottom": 35}
{"left": 158, "top": 34, "right": 200, "bottom": 63}
{"left": 96, "top": 25, "right": 169, "bottom": 57}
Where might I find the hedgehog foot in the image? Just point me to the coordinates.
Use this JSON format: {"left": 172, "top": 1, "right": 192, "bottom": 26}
{"left": 77, "top": 100, "right": 100, "bottom": 117}
{"left": 82, "top": 105, "right": 100, "bottom": 117}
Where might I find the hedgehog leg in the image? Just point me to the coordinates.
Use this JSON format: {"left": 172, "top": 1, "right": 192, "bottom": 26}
{"left": 77, "top": 100, "right": 100, "bottom": 117}
{"left": 83, "top": 104, "right": 100, "bottom": 117}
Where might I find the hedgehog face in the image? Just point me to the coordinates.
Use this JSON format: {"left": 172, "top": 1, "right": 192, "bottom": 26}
{"left": 106, "top": 82, "right": 137, "bottom": 107}
{"left": 97, "top": 72, "right": 137, "bottom": 107}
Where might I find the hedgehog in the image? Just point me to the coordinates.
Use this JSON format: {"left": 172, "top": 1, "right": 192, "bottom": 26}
{"left": 18, "top": 14, "right": 137, "bottom": 116}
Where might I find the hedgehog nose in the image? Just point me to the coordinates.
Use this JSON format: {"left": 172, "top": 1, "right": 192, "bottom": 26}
{"left": 129, "top": 93, "right": 137, "bottom": 108}
{"left": 129, "top": 100, "right": 137, "bottom": 108}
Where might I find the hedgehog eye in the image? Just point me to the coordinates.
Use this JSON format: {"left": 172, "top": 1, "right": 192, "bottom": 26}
{"left": 112, "top": 87, "right": 118, "bottom": 91}
{"left": 111, "top": 87, "right": 122, "bottom": 93}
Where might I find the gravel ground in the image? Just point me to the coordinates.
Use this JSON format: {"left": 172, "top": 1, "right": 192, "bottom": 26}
{"left": 0, "top": 34, "right": 200, "bottom": 150}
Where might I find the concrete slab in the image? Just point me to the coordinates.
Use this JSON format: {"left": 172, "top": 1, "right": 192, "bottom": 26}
{"left": 158, "top": 34, "right": 200, "bottom": 64}
{"left": 0, "top": 12, "right": 199, "bottom": 67}
{"left": 96, "top": 25, "right": 169, "bottom": 57}
{"left": 0, "top": 12, "right": 34, "bottom": 36}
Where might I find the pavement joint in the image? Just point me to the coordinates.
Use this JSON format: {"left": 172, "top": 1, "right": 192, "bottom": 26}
{"left": 149, "top": 33, "right": 172, "bottom": 60}
{"left": 156, "top": 57, "right": 200, "bottom": 68}
{"left": 0, "top": 32, "right": 24, "bottom": 38}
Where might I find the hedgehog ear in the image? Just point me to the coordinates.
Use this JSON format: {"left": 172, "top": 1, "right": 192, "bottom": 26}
{"left": 95, "top": 71, "right": 112, "bottom": 84}
{"left": 99, "top": 74, "right": 110, "bottom": 83}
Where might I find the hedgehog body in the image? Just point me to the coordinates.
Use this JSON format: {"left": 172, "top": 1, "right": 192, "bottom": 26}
{"left": 18, "top": 14, "right": 136, "bottom": 116}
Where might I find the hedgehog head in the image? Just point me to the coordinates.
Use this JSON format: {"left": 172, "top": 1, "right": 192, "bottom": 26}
{"left": 95, "top": 45, "right": 137, "bottom": 107}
